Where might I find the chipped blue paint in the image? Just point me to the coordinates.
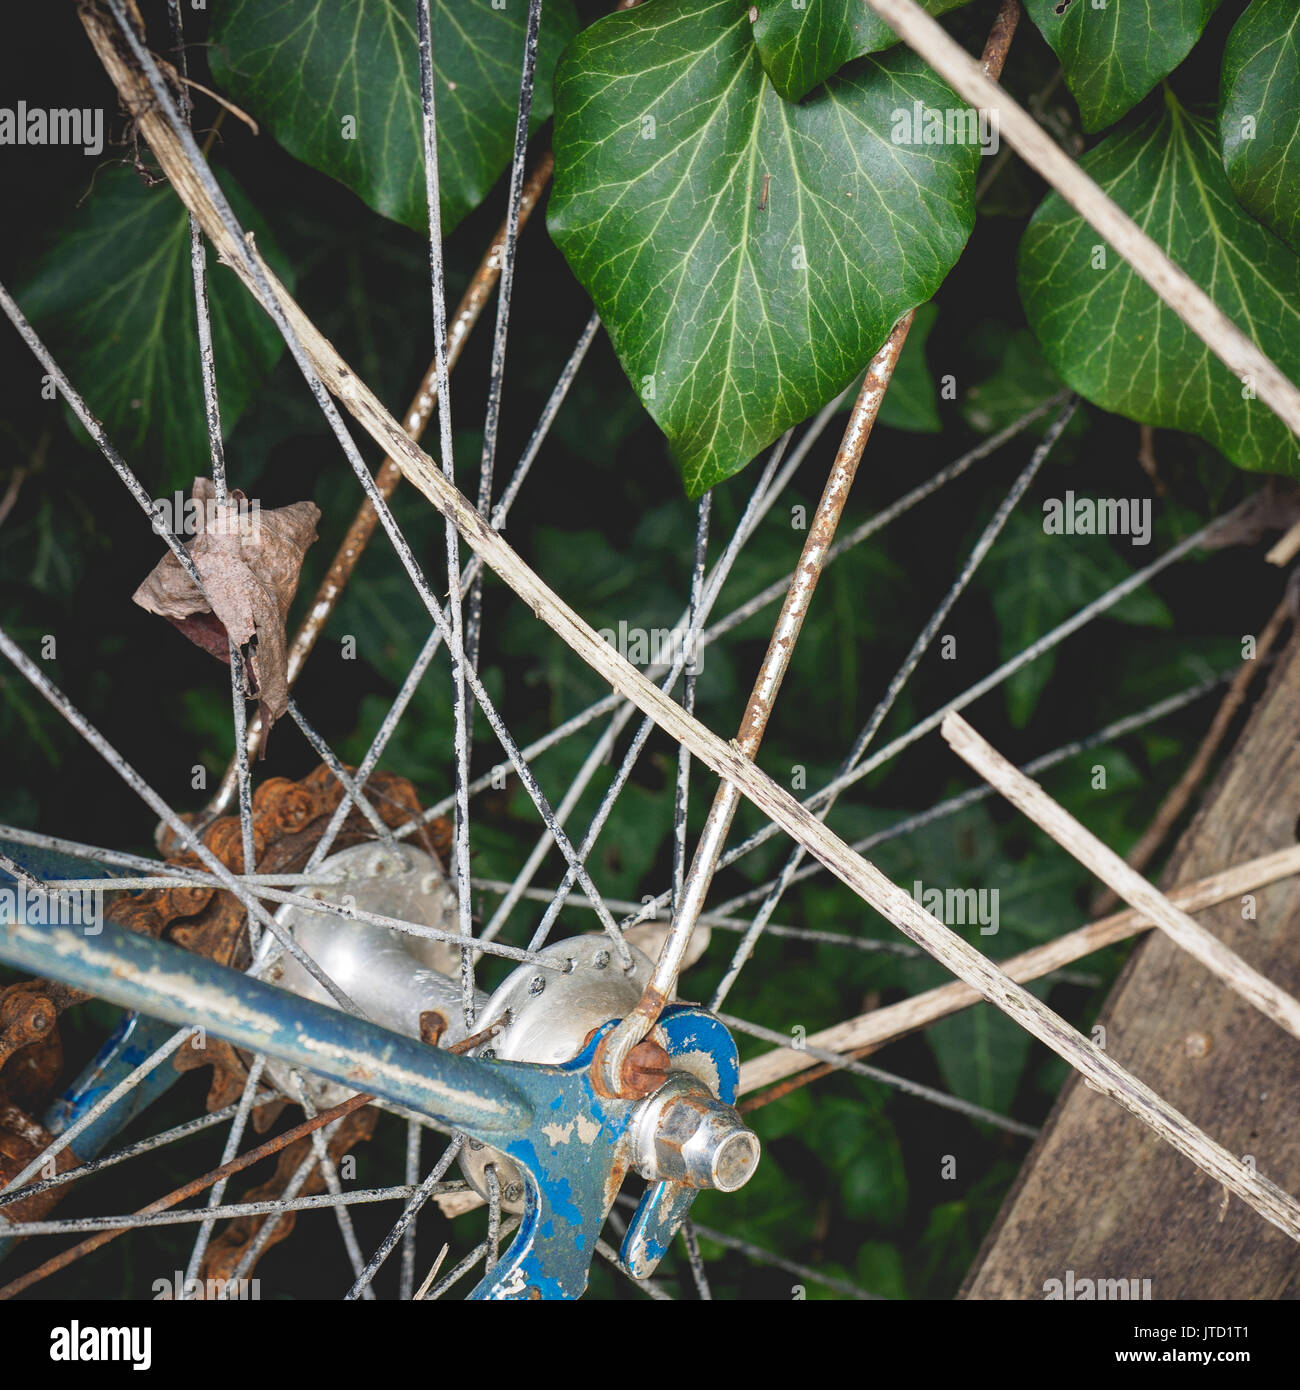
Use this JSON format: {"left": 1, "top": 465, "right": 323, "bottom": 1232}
{"left": 618, "top": 1007, "right": 742, "bottom": 1280}
{"left": 45, "top": 1011, "right": 182, "bottom": 1151}
{"left": 0, "top": 913, "right": 533, "bottom": 1132}
{"left": 468, "top": 1004, "right": 745, "bottom": 1299}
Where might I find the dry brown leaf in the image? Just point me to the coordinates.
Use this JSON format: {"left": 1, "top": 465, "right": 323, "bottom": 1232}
{"left": 133, "top": 478, "right": 319, "bottom": 748}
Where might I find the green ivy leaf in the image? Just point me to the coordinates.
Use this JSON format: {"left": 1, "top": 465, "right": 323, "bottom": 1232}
{"left": 209, "top": 0, "right": 579, "bottom": 236}
{"left": 19, "top": 166, "right": 294, "bottom": 485}
{"left": 548, "top": 0, "right": 978, "bottom": 497}
{"left": 1023, "top": 0, "right": 1224, "bottom": 133}
{"left": 1220, "top": 0, "right": 1300, "bottom": 254}
{"left": 1019, "top": 92, "right": 1300, "bottom": 479}
{"left": 924, "top": 999, "right": 1035, "bottom": 1115}
{"left": 977, "top": 511, "right": 1172, "bottom": 727}
{"left": 751, "top": 0, "right": 974, "bottom": 103}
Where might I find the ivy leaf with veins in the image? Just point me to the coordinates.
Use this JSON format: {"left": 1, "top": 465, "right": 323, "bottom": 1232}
{"left": 1019, "top": 90, "right": 1300, "bottom": 478}
{"left": 548, "top": 0, "right": 978, "bottom": 497}
{"left": 1023, "top": 0, "right": 1224, "bottom": 134}
{"left": 751, "top": 0, "right": 975, "bottom": 104}
{"left": 1220, "top": 0, "right": 1300, "bottom": 255}
{"left": 210, "top": 0, "right": 579, "bottom": 235}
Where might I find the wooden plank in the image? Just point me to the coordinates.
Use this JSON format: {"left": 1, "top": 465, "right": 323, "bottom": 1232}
{"left": 962, "top": 630, "right": 1300, "bottom": 1299}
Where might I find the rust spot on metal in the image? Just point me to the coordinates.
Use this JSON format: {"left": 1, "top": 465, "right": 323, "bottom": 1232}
{"left": 590, "top": 1022, "right": 671, "bottom": 1100}
{"left": 1, "top": 762, "right": 449, "bottom": 1237}
{"left": 0, "top": 1102, "right": 82, "bottom": 1224}
{"left": 622, "top": 1038, "right": 672, "bottom": 1099}
{"left": 419, "top": 1010, "right": 448, "bottom": 1048}
{"left": 447, "top": 1015, "right": 509, "bottom": 1056}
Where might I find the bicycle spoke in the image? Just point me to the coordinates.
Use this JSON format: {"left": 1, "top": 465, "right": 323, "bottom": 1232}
{"left": 398, "top": 394, "right": 1067, "bottom": 875}
{"left": 0, "top": 1088, "right": 274, "bottom": 1212}
{"left": 400, "top": 1120, "right": 423, "bottom": 1301}
{"left": 183, "top": 1054, "right": 268, "bottom": 1291}
{"left": 424, "top": 1219, "right": 521, "bottom": 1300}
{"left": 476, "top": 880, "right": 925, "bottom": 955}
{"left": 616, "top": 516, "right": 1225, "bottom": 937}
{"left": 285, "top": 698, "right": 397, "bottom": 847}
{"left": 465, "top": 0, "right": 543, "bottom": 671}
{"left": 0, "top": 628, "right": 369, "bottom": 1018}
{"left": 713, "top": 672, "right": 1229, "bottom": 918}
{"left": 290, "top": 1072, "right": 376, "bottom": 1299}
{"left": 718, "top": 1013, "right": 1038, "bottom": 1138}
{"left": 346, "top": 1134, "right": 464, "bottom": 1301}
{"left": 679, "top": 1220, "right": 712, "bottom": 1301}
{"left": 737, "top": 842, "right": 1300, "bottom": 1100}
{"left": 303, "top": 316, "right": 601, "bottom": 876}
{"left": 167, "top": 0, "right": 260, "bottom": 952}
{"left": 488, "top": 406, "right": 843, "bottom": 955}
{"left": 703, "top": 391, "right": 1069, "bottom": 649}
{"left": 487, "top": 434, "right": 793, "bottom": 952}
{"left": 709, "top": 396, "right": 1079, "bottom": 1010}
{"left": 679, "top": 1215, "right": 882, "bottom": 1302}
{"left": 595, "top": 1237, "right": 673, "bottom": 1300}
{"left": 483, "top": 1163, "right": 502, "bottom": 1275}
{"left": 7, "top": 1186, "right": 437, "bottom": 1238}
{"left": 416, "top": 0, "right": 476, "bottom": 1031}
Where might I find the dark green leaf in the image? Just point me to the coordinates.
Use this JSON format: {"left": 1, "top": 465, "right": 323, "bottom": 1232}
{"left": 19, "top": 166, "right": 293, "bottom": 484}
{"left": 925, "top": 1002, "right": 1033, "bottom": 1115}
{"left": 840, "top": 301, "right": 942, "bottom": 431}
{"left": 856, "top": 1241, "right": 908, "bottom": 1299}
{"left": 1023, "top": 0, "right": 1224, "bottom": 133}
{"left": 548, "top": 0, "right": 979, "bottom": 496}
{"left": 1019, "top": 92, "right": 1300, "bottom": 479}
{"left": 210, "top": 0, "right": 579, "bottom": 235}
{"left": 978, "top": 512, "right": 1171, "bottom": 726}
{"left": 1220, "top": 0, "right": 1300, "bottom": 253}
{"left": 960, "top": 327, "right": 1064, "bottom": 434}
{"left": 752, "top": 0, "right": 974, "bottom": 103}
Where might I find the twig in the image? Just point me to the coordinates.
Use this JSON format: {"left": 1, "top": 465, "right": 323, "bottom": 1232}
{"left": 0, "top": 467, "right": 26, "bottom": 529}
{"left": 737, "top": 842, "right": 1300, "bottom": 1100}
{"left": 1092, "top": 595, "right": 1293, "bottom": 914}
{"left": 1266, "top": 516, "right": 1300, "bottom": 567}
{"left": 942, "top": 712, "right": 1300, "bottom": 1041}
{"left": 1136, "top": 423, "right": 1165, "bottom": 496}
{"left": 413, "top": 1242, "right": 450, "bottom": 1300}
{"left": 203, "top": 154, "right": 555, "bottom": 816}
{"left": 176, "top": 74, "right": 258, "bottom": 134}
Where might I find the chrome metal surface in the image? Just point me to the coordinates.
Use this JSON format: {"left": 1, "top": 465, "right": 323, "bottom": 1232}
{"left": 630, "top": 1073, "right": 759, "bottom": 1193}
{"left": 267, "top": 844, "right": 486, "bottom": 1107}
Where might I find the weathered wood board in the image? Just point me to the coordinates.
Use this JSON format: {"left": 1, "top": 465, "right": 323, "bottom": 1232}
{"left": 962, "top": 630, "right": 1300, "bottom": 1299}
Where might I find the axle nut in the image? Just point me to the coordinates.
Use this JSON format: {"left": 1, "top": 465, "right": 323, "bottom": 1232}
{"left": 633, "top": 1074, "right": 760, "bottom": 1193}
